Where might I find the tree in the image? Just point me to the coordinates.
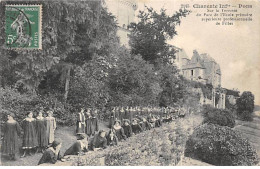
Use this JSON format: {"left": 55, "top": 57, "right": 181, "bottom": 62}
{"left": 0, "top": 0, "right": 118, "bottom": 96}
{"left": 128, "top": 6, "right": 190, "bottom": 66}
{"left": 108, "top": 48, "right": 161, "bottom": 107}
{"left": 236, "top": 91, "right": 255, "bottom": 121}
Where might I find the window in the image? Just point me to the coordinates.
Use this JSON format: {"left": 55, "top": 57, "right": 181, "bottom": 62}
{"left": 191, "top": 70, "right": 193, "bottom": 76}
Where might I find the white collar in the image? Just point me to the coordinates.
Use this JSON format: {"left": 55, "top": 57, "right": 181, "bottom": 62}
{"left": 113, "top": 125, "right": 121, "bottom": 130}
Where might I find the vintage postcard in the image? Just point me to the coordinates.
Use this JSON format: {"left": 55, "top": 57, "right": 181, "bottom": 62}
{"left": 0, "top": 0, "right": 259, "bottom": 167}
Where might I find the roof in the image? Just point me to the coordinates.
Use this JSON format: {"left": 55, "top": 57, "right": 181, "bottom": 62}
{"left": 182, "top": 62, "right": 205, "bottom": 70}
{"left": 225, "top": 89, "right": 240, "bottom": 97}
{"left": 178, "top": 49, "right": 189, "bottom": 60}
{"left": 190, "top": 50, "right": 202, "bottom": 63}
{"left": 200, "top": 53, "right": 216, "bottom": 62}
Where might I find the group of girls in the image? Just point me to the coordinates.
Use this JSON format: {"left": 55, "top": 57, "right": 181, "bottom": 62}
{"left": 104, "top": 105, "right": 183, "bottom": 147}
{"left": 1, "top": 110, "right": 56, "bottom": 160}
{"left": 75, "top": 108, "right": 99, "bottom": 136}
{"left": 37, "top": 107, "right": 179, "bottom": 165}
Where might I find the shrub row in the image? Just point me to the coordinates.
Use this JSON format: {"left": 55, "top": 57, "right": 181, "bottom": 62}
{"left": 185, "top": 123, "right": 259, "bottom": 166}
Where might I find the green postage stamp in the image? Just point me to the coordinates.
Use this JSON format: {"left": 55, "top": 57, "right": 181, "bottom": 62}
{"left": 5, "top": 5, "right": 42, "bottom": 49}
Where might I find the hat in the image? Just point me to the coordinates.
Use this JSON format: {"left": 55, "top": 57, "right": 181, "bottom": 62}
{"left": 99, "top": 130, "right": 106, "bottom": 135}
{"left": 77, "top": 134, "right": 87, "bottom": 140}
{"left": 47, "top": 110, "right": 53, "bottom": 115}
{"left": 123, "top": 119, "right": 130, "bottom": 124}
{"left": 114, "top": 120, "right": 121, "bottom": 125}
{"left": 7, "top": 112, "right": 15, "bottom": 118}
{"left": 51, "top": 140, "right": 61, "bottom": 148}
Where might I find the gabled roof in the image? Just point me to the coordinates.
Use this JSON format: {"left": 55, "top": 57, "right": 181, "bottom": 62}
{"left": 190, "top": 50, "right": 202, "bottom": 63}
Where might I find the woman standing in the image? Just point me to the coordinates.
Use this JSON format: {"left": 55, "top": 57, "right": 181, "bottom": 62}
{"left": 91, "top": 109, "right": 99, "bottom": 136}
{"left": 36, "top": 111, "right": 48, "bottom": 153}
{"left": 85, "top": 109, "right": 92, "bottom": 137}
{"left": 1, "top": 113, "right": 21, "bottom": 160}
{"left": 45, "top": 111, "right": 56, "bottom": 145}
{"left": 21, "top": 111, "right": 38, "bottom": 157}
{"left": 109, "top": 107, "right": 116, "bottom": 128}
{"left": 76, "top": 108, "right": 86, "bottom": 135}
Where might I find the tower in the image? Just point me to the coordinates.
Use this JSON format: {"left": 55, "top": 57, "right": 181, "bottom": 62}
{"left": 105, "top": 0, "right": 137, "bottom": 47}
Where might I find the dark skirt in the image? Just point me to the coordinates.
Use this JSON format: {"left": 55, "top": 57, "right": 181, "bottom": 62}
{"left": 1, "top": 122, "right": 21, "bottom": 155}
{"left": 85, "top": 118, "right": 92, "bottom": 136}
{"left": 22, "top": 119, "right": 38, "bottom": 149}
{"left": 131, "top": 124, "right": 143, "bottom": 134}
{"left": 114, "top": 127, "right": 126, "bottom": 141}
{"left": 36, "top": 119, "right": 48, "bottom": 147}
{"left": 122, "top": 125, "right": 132, "bottom": 138}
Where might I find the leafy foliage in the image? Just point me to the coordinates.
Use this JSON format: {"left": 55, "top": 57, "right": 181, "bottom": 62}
{"left": 202, "top": 105, "right": 235, "bottom": 128}
{"left": 0, "top": 0, "right": 118, "bottom": 92}
{"left": 236, "top": 91, "right": 255, "bottom": 121}
{"left": 0, "top": 0, "right": 193, "bottom": 126}
{"left": 128, "top": 6, "right": 190, "bottom": 65}
{"left": 185, "top": 123, "right": 259, "bottom": 166}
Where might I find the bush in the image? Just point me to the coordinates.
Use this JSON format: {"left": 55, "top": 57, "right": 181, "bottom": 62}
{"left": 0, "top": 87, "right": 76, "bottom": 127}
{"left": 185, "top": 123, "right": 259, "bottom": 166}
{"left": 202, "top": 105, "right": 235, "bottom": 128}
{"left": 236, "top": 91, "right": 255, "bottom": 121}
{"left": 238, "top": 110, "right": 253, "bottom": 121}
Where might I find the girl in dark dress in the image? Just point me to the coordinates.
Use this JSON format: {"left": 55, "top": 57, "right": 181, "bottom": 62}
{"left": 131, "top": 118, "right": 143, "bottom": 134}
{"left": 63, "top": 134, "right": 88, "bottom": 156}
{"left": 109, "top": 108, "right": 116, "bottom": 128}
{"left": 155, "top": 115, "right": 162, "bottom": 127}
{"left": 36, "top": 111, "right": 48, "bottom": 153}
{"left": 106, "top": 128, "right": 118, "bottom": 146}
{"left": 147, "top": 113, "right": 156, "bottom": 128}
{"left": 139, "top": 117, "right": 151, "bottom": 131}
{"left": 38, "top": 141, "right": 62, "bottom": 165}
{"left": 21, "top": 111, "right": 38, "bottom": 157}
{"left": 1, "top": 113, "right": 21, "bottom": 160}
{"left": 112, "top": 120, "right": 126, "bottom": 141}
{"left": 91, "top": 109, "right": 99, "bottom": 136}
{"left": 122, "top": 119, "right": 132, "bottom": 138}
{"left": 90, "top": 130, "right": 107, "bottom": 151}
{"left": 85, "top": 110, "right": 92, "bottom": 137}
{"left": 119, "top": 107, "right": 125, "bottom": 123}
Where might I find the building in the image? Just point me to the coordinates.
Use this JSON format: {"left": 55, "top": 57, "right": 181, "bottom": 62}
{"left": 105, "top": 0, "right": 137, "bottom": 47}
{"left": 174, "top": 47, "right": 226, "bottom": 109}
{"left": 174, "top": 48, "right": 221, "bottom": 88}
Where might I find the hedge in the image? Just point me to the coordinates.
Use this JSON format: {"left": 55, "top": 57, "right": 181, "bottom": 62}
{"left": 185, "top": 123, "right": 259, "bottom": 166}
{"left": 202, "top": 105, "right": 235, "bottom": 128}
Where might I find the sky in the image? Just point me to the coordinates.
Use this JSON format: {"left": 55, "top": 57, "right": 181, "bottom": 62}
{"left": 136, "top": 0, "right": 260, "bottom": 104}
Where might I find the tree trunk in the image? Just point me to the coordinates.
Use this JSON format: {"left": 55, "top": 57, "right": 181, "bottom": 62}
{"left": 64, "top": 68, "right": 71, "bottom": 102}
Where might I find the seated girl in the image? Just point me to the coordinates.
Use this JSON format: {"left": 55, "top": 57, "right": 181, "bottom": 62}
{"left": 112, "top": 120, "right": 126, "bottom": 141}
{"left": 106, "top": 128, "right": 118, "bottom": 146}
{"left": 89, "top": 130, "right": 107, "bottom": 151}
{"left": 63, "top": 134, "right": 88, "bottom": 156}
{"left": 139, "top": 117, "right": 151, "bottom": 131}
{"left": 38, "top": 141, "right": 62, "bottom": 165}
{"left": 122, "top": 119, "right": 132, "bottom": 138}
{"left": 131, "top": 119, "right": 143, "bottom": 134}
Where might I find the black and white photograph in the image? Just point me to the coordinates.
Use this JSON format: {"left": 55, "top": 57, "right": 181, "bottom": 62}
{"left": 0, "top": 0, "right": 259, "bottom": 166}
